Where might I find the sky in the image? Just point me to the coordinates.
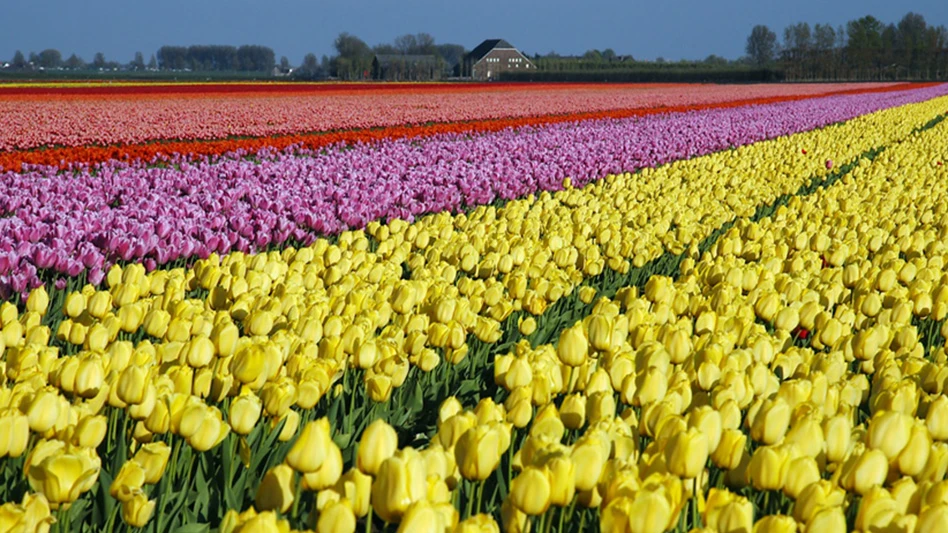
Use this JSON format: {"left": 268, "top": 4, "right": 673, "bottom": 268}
{"left": 2, "top": 0, "right": 946, "bottom": 65}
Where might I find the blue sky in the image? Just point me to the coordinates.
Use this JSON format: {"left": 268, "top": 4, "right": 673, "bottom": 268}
{"left": 2, "top": 0, "right": 946, "bottom": 64}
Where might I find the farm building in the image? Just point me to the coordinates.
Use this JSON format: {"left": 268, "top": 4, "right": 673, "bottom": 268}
{"left": 458, "top": 39, "right": 534, "bottom": 80}
{"left": 372, "top": 54, "right": 443, "bottom": 81}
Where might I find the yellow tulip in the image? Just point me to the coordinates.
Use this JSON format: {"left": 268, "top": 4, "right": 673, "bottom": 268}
{"left": 510, "top": 466, "right": 551, "bottom": 515}
{"left": 664, "top": 427, "right": 709, "bottom": 479}
{"left": 303, "top": 440, "right": 343, "bottom": 491}
{"left": 255, "top": 464, "right": 295, "bottom": 513}
{"left": 121, "top": 491, "right": 156, "bottom": 528}
{"left": 27, "top": 451, "right": 100, "bottom": 508}
{"left": 0, "top": 409, "right": 31, "bottom": 458}
{"left": 840, "top": 448, "right": 888, "bottom": 495}
{"left": 456, "top": 513, "right": 501, "bottom": 533}
{"left": 132, "top": 441, "right": 171, "bottom": 484}
{"left": 371, "top": 449, "right": 428, "bottom": 523}
{"left": 545, "top": 455, "right": 576, "bottom": 507}
{"left": 110, "top": 460, "right": 146, "bottom": 502}
{"left": 26, "top": 287, "right": 49, "bottom": 315}
{"left": 783, "top": 456, "right": 820, "bottom": 499}
{"left": 917, "top": 503, "right": 948, "bottom": 533}
{"left": 752, "top": 515, "right": 796, "bottom": 533}
{"left": 747, "top": 445, "right": 790, "bottom": 491}
{"left": 286, "top": 418, "right": 331, "bottom": 473}
{"left": 805, "top": 506, "right": 846, "bottom": 533}
{"left": 229, "top": 393, "right": 263, "bottom": 435}
{"left": 357, "top": 419, "right": 398, "bottom": 476}
{"left": 749, "top": 397, "right": 790, "bottom": 445}
{"left": 455, "top": 424, "right": 504, "bottom": 481}
{"left": 316, "top": 501, "right": 356, "bottom": 533}
{"left": 867, "top": 410, "right": 912, "bottom": 461}
{"left": 26, "top": 388, "right": 63, "bottom": 434}
{"left": 793, "top": 480, "right": 845, "bottom": 523}
{"left": 557, "top": 323, "right": 588, "bottom": 367}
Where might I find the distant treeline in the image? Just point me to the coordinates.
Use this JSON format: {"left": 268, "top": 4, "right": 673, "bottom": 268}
{"left": 745, "top": 12, "right": 948, "bottom": 80}
{"left": 4, "top": 11, "right": 947, "bottom": 82}
{"left": 156, "top": 45, "right": 276, "bottom": 72}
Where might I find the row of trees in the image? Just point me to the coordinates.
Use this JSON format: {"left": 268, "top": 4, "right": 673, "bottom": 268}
{"left": 5, "top": 45, "right": 278, "bottom": 73}
{"left": 6, "top": 49, "right": 152, "bottom": 71}
{"left": 314, "top": 32, "right": 467, "bottom": 80}
{"left": 155, "top": 45, "right": 276, "bottom": 72}
{"left": 746, "top": 12, "right": 948, "bottom": 80}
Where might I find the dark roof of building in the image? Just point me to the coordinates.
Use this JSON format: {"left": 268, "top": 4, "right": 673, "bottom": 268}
{"left": 466, "top": 39, "right": 516, "bottom": 61}
{"left": 373, "top": 54, "right": 440, "bottom": 66}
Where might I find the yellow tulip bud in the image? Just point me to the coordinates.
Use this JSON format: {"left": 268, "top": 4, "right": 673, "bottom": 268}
{"left": 571, "top": 438, "right": 606, "bottom": 492}
{"left": 110, "top": 460, "right": 146, "bottom": 502}
{"left": 867, "top": 411, "right": 913, "bottom": 461}
{"left": 74, "top": 357, "right": 104, "bottom": 399}
{"left": 783, "top": 456, "right": 820, "bottom": 499}
{"left": 510, "top": 466, "right": 551, "bottom": 515}
{"left": 371, "top": 449, "right": 428, "bottom": 523}
{"left": 64, "top": 292, "right": 86, "bottom": 318}
{"left": 557, "top": 324, "right": 588, "bottom": 367}
{"left": 143, "top": 309, "right": 171, "bottom": 339}
{"left": 0, "top": 409, "right": 30, "bottom": 458}
{"left": 132, "top": 442, "right": 171, "bottom": 484}
{"left": 898, "top": 423, "right": 932, "bottom": 477}
{"left": 750, "top": 397, "right": 790, "bottom": 445}
{"left": 357, "top": 419, "right": 398, "bottom": 476}
{"left": 286, "top": 418, "right": 330, "bottom": 473}
{"left": 229, "top": 393, "right": 263, "bottom": 436}
{"left": 748, "top": 445, "right": 790, "bottom": 491}
{"left": 26, "top": 287, "right": 49, "bottom": 315}
{"left": 665, "top": 427, "right": 708, "bottom": 479}
{"left": 121, "top": 491, "right": 156, "bottom": 527}
{"left": 366, "top": 373, "right": 394, "bottom": 402}
{"left": 255, "top": 464, "right": 295, "bottom": 513}
{"left": 26, "top": 389, "right": 63, "bottom": 434}
{"left": 840, "top": 448, "right": 888, "bottom": 495}
{"left": 927, "top": 394, "right": 948, "bottom": 441}
{"left": 317, "top": 501, "right": 356, "bottom": 533}
{"left": 712, "top": 428, "right": 747, "bottom": 470}
{"left": 545, "top": 456, "right": 576, "bottom": 507}
{"left": 560, "top": 393, "right": 587, "bottom": 430}
{"left": 455, "top": 424, "right": 504, "bottom": 481}
{"left": 303, "top": 440, "right": 343, "bottom": 491}
{"left": 518, "top": 316, "right": 537, "bottom": 336}
{"left": 918, "top": 503, "right": 948, "bottom": 533}
{"left": 456, "top": 513, "right": 501, "bottom": 533}
{"left": 794, "top": 480, "right": 845, "bottom": 523}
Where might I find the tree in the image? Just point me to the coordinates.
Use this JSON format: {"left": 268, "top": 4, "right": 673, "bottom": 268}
{"left": 897, "top": 12, "right": 928, "bottom": 76}
{"left": 746, "top": 25, "right": 778, "bottom": 65}
{"left": 332, "top": 32, "right": 372, "bottom": 79}
{"left": 847, "top": 15, "right": 884, "bottom": 78}
{"left": 601, "top": 48, "right": 617, "bottom": 61}
{"left": 436, "top": 44, "right": 466, "bottom": 68}
{"left": 394, "top": 34, "right": 418, "bottom": 55}
{"left": 130, "top": 51, "right": 145, "bottom": 71}
{"left": 28, "top": 52, "right": 39, "bottom": 65}
{"left": 279, "top": 56, "right": 290, "bottom": 70}
{"left": 373, "top": 44, "right": 399, "bottom": 55}
{"left": 11, "top": 50, "right": 27, "bottom": 68}
{"left": 147, "top": 55, "right": 157, "bottom": 70}
{"left": 414, "top": 33, "right": 437, "bottom": 55}
{"left": 64, "top": 54, "right": 85, "bottom": 70}
{"left": 92, "top": 52, "right": 107, "bottom": 70}
{"left": 37, "top": 49, "right": 63, "bottom": 69}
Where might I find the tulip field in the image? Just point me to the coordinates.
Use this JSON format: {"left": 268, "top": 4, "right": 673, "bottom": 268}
{"left": 3, "top": 81, "right": 948, "bottom": 533}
